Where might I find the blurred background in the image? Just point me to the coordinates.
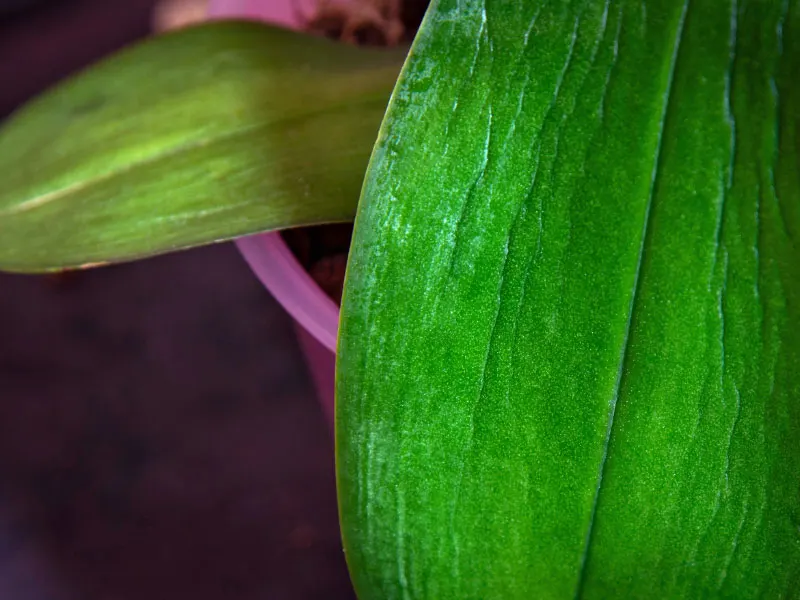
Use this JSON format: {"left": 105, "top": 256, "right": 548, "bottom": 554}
{"left": 0, "top": 1, "right": 354, "bottom": 597}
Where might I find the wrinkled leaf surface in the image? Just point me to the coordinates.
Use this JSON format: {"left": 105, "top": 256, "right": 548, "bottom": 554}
{"left": 337, "top": 0, "right": 800, "bottom": 597}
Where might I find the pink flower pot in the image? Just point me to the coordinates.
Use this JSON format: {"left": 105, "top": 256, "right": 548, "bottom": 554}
{"left": 207, "top": 0, "right": 341, "bottom": 429}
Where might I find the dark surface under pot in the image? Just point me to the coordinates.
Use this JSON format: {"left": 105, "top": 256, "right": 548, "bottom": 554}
{"left": 0, "top": 0, "right": 53, "bottom": 18}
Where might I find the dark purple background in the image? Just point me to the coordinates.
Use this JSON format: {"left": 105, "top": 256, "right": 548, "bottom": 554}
{"left": 0, "top": 2, "right": 353, "bottom": 598}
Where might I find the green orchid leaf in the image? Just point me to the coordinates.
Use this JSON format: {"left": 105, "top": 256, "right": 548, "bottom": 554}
{"left": 337, "top": 0, "right": 799, "bottom": 597}
{"left": 0, "top": 21, "right": 405, "bottom": 272}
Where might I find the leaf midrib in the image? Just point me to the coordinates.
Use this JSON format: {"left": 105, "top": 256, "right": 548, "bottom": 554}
{"left": 0, "top": 96, "right": 387, "bottom": 218}
{"left": 574, "top": 1, "right": 690, "bottom": 594}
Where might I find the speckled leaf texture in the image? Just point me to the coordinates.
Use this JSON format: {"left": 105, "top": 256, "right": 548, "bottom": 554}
{"left": 336, "top": 0, "right": 800, "bottom": 598}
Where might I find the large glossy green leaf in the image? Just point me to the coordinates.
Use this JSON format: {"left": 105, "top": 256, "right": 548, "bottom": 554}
{"left": 0, "top": 21, "right": 405, "bottom": 272}
{"left": 337, "top": 0, "right": 800, "bottom": 597}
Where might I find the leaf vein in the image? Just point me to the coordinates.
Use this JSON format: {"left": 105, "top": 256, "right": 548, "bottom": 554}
{"left": 0, "top": 99, "right": 381, "bottom": 217}
{"left": 575, "top": 1, "right": 690, "bottom": 594}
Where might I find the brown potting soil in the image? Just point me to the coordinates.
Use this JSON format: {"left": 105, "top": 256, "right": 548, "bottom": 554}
{"left": 281, "top": 0, "right": 430, "bottom": 305}
{"left": 281, "top": 224, "right": 353, "bottom": 305}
